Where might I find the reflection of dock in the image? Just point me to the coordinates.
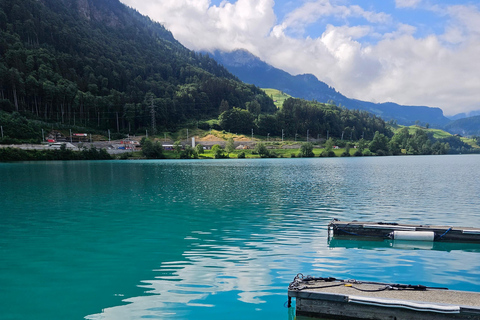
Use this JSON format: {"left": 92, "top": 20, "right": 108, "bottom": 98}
{"left": 328, "top": 238, "right": 480, "bottom": 252}
{"left": 328, "top": 220, "right": 480, "bottom": 243}
{"left": 288, "top": 275, "right": 480, "bottom": 319}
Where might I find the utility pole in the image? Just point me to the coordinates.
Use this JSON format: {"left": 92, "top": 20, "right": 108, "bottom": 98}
{"left": 70, "top": 129, "right": 72, "bottom": 143}
{"left": 108, "top": 129, "right": 111, "bottom": 142}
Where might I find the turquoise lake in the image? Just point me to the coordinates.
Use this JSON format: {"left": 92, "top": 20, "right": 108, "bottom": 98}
{"left": 1, "top": 155, "right": 480, "bottom": 319}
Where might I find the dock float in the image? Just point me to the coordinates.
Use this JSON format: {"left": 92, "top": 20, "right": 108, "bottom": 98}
{"left": 328, "top": 219, "right": 480, "bottom": 243}
{"left": 287, "top": 274, "right": 480, "bottom": 319}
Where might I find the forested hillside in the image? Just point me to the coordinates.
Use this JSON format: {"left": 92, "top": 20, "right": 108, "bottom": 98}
{"left": 0, "top": 0, "right": 275, "bottom": 134}
{"left": 444, "top": 116, "right": 480, "bottom": 136}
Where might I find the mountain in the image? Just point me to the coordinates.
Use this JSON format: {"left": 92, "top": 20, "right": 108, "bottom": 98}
{"left": 210, "top": 49, "right": 451, "bottom": 128}
{"left": 449, "top": 110, "right": 480, "bottom": 121}
{"left": 0, "top": 0, "right": 275, "bottom": 134}
{"left": 444, "top": 116, "right": 480, "bottom": 136}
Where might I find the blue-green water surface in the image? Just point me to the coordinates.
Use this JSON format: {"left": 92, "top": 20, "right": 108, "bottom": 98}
{"left": 1, "top": 155, "right": 480, "bottom": 319}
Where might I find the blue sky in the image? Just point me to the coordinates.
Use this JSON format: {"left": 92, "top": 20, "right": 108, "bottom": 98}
{"left": 120, "top": 0, "right": 480, "bottom": 116}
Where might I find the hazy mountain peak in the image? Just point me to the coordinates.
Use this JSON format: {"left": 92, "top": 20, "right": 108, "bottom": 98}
{"left": 213, "top": 49, "right": 265, "bottom": 68}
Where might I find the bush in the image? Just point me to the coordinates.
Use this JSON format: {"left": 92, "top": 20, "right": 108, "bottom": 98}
{"left": 141, "top": 138, "right": 165, "bottom": 159}
{"left": 375, "top": 149, "right": 388, "bottom": 156}
{"left": 254, "top": 142, "right": 270, "bottom": 158}
{"left": 212, "top": 144, "right": 226, "bottom": 159}
{"left": 180, "top": 145, "right": 198, "bottom": 159}
{"left": 0, "top": 146, "right": 112, "bottom": 161}
{"left": 238, "top": 151, "right": 246, "bottom": 158}
{"left": 320, "top": 150, "right": 336, "bottom": 157}
{"left": 363, "top": 149, "right": 374, "bottom": 156}
{"left": 118, "top": 152, "right": 131, "bottom": 160}
{"left": 299, "top": 142, "right": 314, "bottom": 157}
{"left": 195, "top": 144, "right": 204, "bottom": 155}
{"left": 353, "top": 150, "right": 363, "bottom": 157}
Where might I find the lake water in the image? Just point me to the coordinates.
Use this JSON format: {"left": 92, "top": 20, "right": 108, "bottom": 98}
{"left": 1, "top": 155, "right": 480, "bottom": 320}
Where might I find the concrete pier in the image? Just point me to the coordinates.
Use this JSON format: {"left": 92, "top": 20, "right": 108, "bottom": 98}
{"left": 288, "top": 276, "right": 480, "bottom": 320}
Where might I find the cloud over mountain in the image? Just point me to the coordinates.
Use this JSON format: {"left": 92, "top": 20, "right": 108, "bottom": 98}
{"left": 121, "top": 0, "right": 480, "bottom": 116}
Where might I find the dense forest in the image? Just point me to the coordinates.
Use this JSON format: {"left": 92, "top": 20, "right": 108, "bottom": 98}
{"left": 0, "top": 0, "right": 275, "bottom": 134}
{"left": 218, "top": 97, "right": 392, "bottom": 140}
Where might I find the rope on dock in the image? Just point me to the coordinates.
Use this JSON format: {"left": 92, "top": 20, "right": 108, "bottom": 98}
{"left": 288, "top": 274, "right": 449, "bottom": 293}
{"left": 435, "top": 227, "right": 452, "bottom": 241}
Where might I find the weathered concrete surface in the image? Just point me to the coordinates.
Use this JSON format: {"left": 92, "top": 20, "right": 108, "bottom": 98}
{"left": 289, "top": 281, "right": 480, "bottom": 320}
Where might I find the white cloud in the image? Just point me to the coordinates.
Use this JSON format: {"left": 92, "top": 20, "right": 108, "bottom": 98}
{"left": 281, "top": 0, "right": 390, "bottom": 36}
{"left": 121, "top": 0, "right": 276, "bottom": 56}
{"left": 395, "top": 0, "right": 422, "bottom": 9}
{"left": 120, "top": 0, "right": 480, "bottom": 116}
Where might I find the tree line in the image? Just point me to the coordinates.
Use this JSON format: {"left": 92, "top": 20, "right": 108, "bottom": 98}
{"left": 0, "top": 144, "right": 112, "bottom": 161}
{"left": 218, "top": 97, "right": 392, "bottom": 140}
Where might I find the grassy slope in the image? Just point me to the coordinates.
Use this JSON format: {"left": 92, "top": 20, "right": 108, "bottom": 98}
{"left": 261, "top": 88, "right": 291, "bottom": 108}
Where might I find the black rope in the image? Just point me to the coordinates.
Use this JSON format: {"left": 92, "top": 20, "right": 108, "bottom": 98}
{"left": 296, "top": 283, "right": 346, "bottom": 291}
{"left": 289, "top": 275, "right": 449, "bottom": 292}
{"left": 349, "top": 285, "right": 391, "bottom": 292}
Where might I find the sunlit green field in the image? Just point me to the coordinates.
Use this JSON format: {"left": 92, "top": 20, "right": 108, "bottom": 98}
{"left": 261, "top": 88, "right": 291, "bottom": 108}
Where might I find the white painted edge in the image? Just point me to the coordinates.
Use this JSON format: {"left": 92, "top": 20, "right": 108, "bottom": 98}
{"left": 349, "top": 295, "right": 460, "bottom": 314}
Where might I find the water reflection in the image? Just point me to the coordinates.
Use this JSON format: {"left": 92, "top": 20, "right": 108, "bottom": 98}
{"left": 329, "top": 238, "right": 480, "bottom": 252}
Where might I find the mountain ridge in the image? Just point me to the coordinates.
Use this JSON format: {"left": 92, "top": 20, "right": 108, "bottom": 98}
{"left": 209, "top": 49, "right": 451, "bottom": 128}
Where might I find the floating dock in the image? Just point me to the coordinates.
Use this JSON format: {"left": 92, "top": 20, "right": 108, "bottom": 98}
{"left": 288, "top": 275, "right": 480, "bottom": 319}
{"left": 328, "top": 220, "right": 480, "bottom": 243}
